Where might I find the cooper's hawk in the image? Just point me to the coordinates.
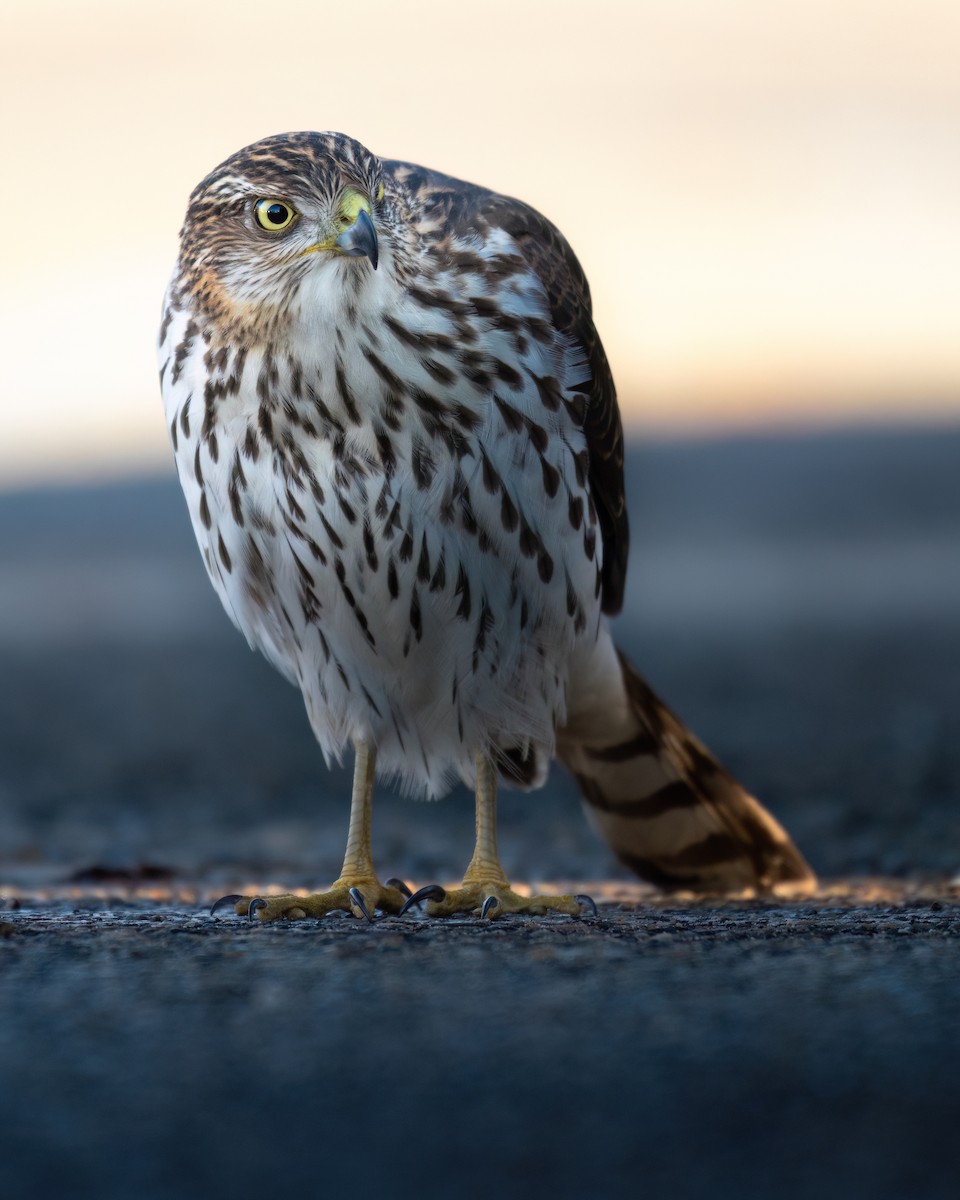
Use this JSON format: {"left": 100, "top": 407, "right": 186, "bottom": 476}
{"left": 158, "top": 131, "right": 814, "bottom": 921}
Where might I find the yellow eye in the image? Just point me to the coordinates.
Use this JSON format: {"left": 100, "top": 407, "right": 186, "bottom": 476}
{"left": 254, "top": 199, "right": 297, "bottom": 232}
{"left": 376, "top": 181, "right": 385, "bottom": 202}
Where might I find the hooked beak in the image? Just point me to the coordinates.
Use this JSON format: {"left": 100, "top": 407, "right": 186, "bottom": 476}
{"left": 335, "top": 207, "right": 379, "bottom": 270}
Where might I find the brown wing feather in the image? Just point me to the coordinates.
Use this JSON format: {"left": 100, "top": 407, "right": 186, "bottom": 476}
{"left": 387, "top": 161, "right": 629, "bottom": 614}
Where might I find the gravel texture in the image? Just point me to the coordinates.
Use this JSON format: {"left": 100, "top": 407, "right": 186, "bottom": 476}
{"left": 1, "top": 429, "right": 958, "bottom": 1200}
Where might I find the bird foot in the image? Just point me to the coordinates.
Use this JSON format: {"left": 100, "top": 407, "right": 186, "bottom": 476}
{"left": 399, "top": 880, "right": 596, "bottom": 920}
{"left": 211, "top": 876, "right": 411, "bottom": 923}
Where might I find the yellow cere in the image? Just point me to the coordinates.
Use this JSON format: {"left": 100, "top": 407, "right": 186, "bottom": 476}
{"left": 255, "top": 198, "right": 297, "bottom": 232}
{"left": 296, "top": 187, "right": 375, "bottom": 257}
{"left": 338, "top": 186, "right": 372, "bottom": 228}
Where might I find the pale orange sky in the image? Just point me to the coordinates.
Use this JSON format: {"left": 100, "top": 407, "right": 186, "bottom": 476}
{"left": 2, "top": 0, "right": 959, "bottom": 485}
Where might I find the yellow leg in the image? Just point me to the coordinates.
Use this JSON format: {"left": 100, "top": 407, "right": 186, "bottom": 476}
{"left": 212, "top": 740, "right": 408, "bottom": 923}
{"left": 402, "top": 754, "right": 594, "bottom": 920}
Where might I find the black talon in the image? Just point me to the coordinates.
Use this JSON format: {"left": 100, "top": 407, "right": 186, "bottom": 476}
{"left": 480, "top": 895, "right": 501, "bottom": 921}
{"left": 574, "top": 893, "right": 598, "bottom": 917}
{"left": 348, "top": 887, "right": 373, "bottom": 922}
{"left": 398, "top": 884, "right": 446, "bottom": 916}
{"left": 210, "top": 894, "right": 243, "bottom": 917}
{"left": 247, "top": 897, "right": 267, "bottom": 922}
{"left": 384, "top": 877, "right": 413, "bottom": 898}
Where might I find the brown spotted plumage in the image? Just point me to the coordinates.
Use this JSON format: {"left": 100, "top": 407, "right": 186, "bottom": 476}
{"left": 160, "top": 132, "right": 814, "bottom": 922}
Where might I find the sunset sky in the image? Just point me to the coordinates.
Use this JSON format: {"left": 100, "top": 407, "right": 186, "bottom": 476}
{"left": 3, "top": 0, "right": 959, "bottom": 485}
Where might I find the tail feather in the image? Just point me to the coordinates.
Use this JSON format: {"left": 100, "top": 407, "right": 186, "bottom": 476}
{"left": 558, "top": 633, "right": 816, "bottom": 895}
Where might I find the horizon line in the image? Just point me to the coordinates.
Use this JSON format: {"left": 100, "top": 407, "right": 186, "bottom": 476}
{"left": 2, "top": 414, "right": 957, "bottom": 498}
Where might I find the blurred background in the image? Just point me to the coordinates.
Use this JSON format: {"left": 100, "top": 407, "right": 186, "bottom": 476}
{"left": 3, "top": 0, "right": 960, "bottom": 483}
{"left": 1, "top": 0, "right": 958, "bottom": 884}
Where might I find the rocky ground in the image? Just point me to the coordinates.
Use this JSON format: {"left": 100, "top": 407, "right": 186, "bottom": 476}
{"left": 1, "top": 429, "right": 958, "bottom": 1199}
{"left": 2, "top": 886, "right": 959, "bottom": 1200}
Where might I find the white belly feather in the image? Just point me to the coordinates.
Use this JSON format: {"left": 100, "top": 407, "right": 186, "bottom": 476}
{"left": 159, "top": 232, "right": 601, "bottom": 795}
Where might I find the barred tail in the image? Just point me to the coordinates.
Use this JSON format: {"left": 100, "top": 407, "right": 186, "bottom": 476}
{"left": 557, "top": 631, "right": 816, "bottom": 895}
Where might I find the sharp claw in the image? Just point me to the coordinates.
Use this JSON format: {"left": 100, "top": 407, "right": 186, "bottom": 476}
{"left": 247, "top": 897, "right": 267, "bottom": 922}
{"left": 574, "top": 893, "right": 598, "bottom": 917}
{"left": 348, "top": 886, "right": 373, "bottom": 922}
{"left": 398, "top": 883, "right": 446, "bottom": 916}
{"left": 480, "top": 895, "right": 501, "bottom": 920}
{"left": 210, "top": 894, "right": 243, "bottom": 917}
{"left": 384, "top": 877, "right": 413, "bottom": 898}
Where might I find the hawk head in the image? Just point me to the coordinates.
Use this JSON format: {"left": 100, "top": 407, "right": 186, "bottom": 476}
{"left": 176, "top": 132, "right": 398, "bottom": 335}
